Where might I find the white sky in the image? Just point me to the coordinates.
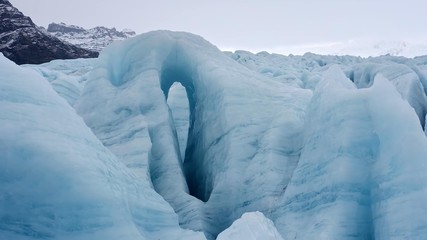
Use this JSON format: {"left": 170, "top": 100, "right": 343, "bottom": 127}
{"left": 8, "top": 0, "right": 427, "bottom": 55}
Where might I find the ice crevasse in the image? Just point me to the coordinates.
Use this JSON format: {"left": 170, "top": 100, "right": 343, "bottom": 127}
{"left": 1, "top": 30, "right": 427, "bottom": 240}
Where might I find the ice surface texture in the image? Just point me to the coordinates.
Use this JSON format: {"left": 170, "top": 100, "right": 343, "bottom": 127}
{"left": 76, "top": 31, "right": 311, "bottom": 238}
{"left": 229, "top": 51, "right": 427, "bottom": 127}
{"left": 23, "top": 58, "right": 96, "bottom": 106}
{"left": 217, "top": 212, "right": 284, "bottom": 240}
{"left": 0, "top": 54, "right": 204, "bottom": 240}
{"left": 273, "top": 66, "right": 427, "bottom": 239}
{"left": 76, "top": 31, "right": 427, "bottom": 239}
{"left": 2, "top": 30, "right": 427, "bottom": 240}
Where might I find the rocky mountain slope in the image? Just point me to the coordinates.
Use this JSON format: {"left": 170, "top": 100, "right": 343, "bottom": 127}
{"left": 46, "top": 22, "right": 136, "bottom": 52}
{"left": 0, "top": 0, "right": 98, "bottom": 64}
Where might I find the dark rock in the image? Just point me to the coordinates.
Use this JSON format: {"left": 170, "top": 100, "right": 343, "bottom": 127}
{"left": 47, "top": 22, "right": 86, "bottom": 34}
{"left": 0, "top": 0, "right": 98, "bottom": 64}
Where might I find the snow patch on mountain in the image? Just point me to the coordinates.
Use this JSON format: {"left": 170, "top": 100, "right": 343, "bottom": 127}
{"left": 260, "top": 39, "right": 427, "bottom": 58}
{"left": 0, "top": 0, "right": 97, "bottom": 64}
{"left": 47, "top": 22, "right": 136, "bottom": 52}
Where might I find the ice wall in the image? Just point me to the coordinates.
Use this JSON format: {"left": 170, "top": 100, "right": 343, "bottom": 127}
{"left": 273, "top": 66, "right": 427, "bottom": 239}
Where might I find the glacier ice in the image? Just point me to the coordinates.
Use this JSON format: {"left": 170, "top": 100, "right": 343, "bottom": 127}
{"left": 23, "top": 58, "right": 96, "bottom": 106}
{"left": 229, "top": 51, "right": 427, "bottom": 127}
{"left": 273, "top": 66, "right": 427, "bottom": 239}
{"left": 217, "top": 212, "right": 284, "bottom": 240}
{"left": 2, "top": 30, "right": 427, "bottom": 240}
{"left": 349, "top": 62, "right": 427, "bottom": 126}
{"left": 167, "top": 82, "right": 190, "bottom": 161}
{"left": 76, "top": 30, "right": 312, "bottom": 238}
{"left": 75, "top": 31, "right": 427, "bottom": 239}
{"left": 0, "top": 53, "right": 204, "bottom": 240}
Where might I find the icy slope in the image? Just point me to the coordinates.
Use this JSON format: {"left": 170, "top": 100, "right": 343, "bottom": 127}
{"left": 0, "top": 53, "right": 204, "bottom": 240}
{"left": 24, "top": 58, "right": 96, "bottom": 106}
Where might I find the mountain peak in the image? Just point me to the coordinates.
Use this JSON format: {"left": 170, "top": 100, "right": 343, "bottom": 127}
{"left": 0, "top": 1, "right": 98, "bottom": 64}
{"left": 47, "top": 22, "right": 136, "bottom": 52}
{"left": 47, "top": 22, "right": 85, "bottom": 34}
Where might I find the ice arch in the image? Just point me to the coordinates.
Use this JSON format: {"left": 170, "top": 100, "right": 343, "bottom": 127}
{"left": 77, "top": 31, "right": 311, "bottom": 238}
{"left": 0, "top": 53, "right": 205, "bottom": 240}
{"left": 160, "top": 62, "right": 214, "bottom": 202}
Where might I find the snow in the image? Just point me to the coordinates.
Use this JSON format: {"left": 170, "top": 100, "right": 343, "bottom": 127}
{"left": 217, "top": 212, "right": 284, "bottom": 240}
{"left": 0, "top": 53, "right": 204, "bottom": 240}
{"left": 257, "top": 39, "right": 427, "bottom": 58}
{"left": 47, "top": 22, "right": 136, "bottom": 52}
{"left": 2, "top": 29, "right": 427, "bottom": 240}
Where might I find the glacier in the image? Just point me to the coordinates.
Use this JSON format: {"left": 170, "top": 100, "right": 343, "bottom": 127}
{"left": 273, "top": 67, "right": 427, "bottom": 239}
{"left": 0, "top": 53, "right": 204, "bottom": 240}
{"left": 2, "top": 30, "right": 427, "bottom": 240}
{"left": 75, "top": 31, "right": 312, "bottom": 238}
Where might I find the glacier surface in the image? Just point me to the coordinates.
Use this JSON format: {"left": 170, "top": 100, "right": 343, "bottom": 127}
{"left": 0, "top": 53, "right": 204, "bottom": 240}
{"left": 2, "top": 30, "right": 427, "bottom": 240}
{"left": 76, "top": 31, "right": 312, "bottom": 238}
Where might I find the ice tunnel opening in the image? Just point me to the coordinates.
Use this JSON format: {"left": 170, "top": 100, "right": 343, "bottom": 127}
{"left": 166, "top": 82, "right": 190, "bottom": 161}
{"left": 159, "top": 66, "right": 212, "bottom": 203}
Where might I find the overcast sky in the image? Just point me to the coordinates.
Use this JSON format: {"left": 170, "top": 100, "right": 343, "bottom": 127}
{"left": 9, "top": 0, "right": 427, "bottom": 55}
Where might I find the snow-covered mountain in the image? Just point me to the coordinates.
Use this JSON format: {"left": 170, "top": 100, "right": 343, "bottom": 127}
{"left": 0, "top": 0, "right": 97, "bottom": 64}
{"left": 268, "top": 40, "right": 427, "bottom": 58}
{"left": 46, "top": 22, "right": 136, "bottom": 52}
{"left": 2, "top": 30, "right": 427, "bottom": 240}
